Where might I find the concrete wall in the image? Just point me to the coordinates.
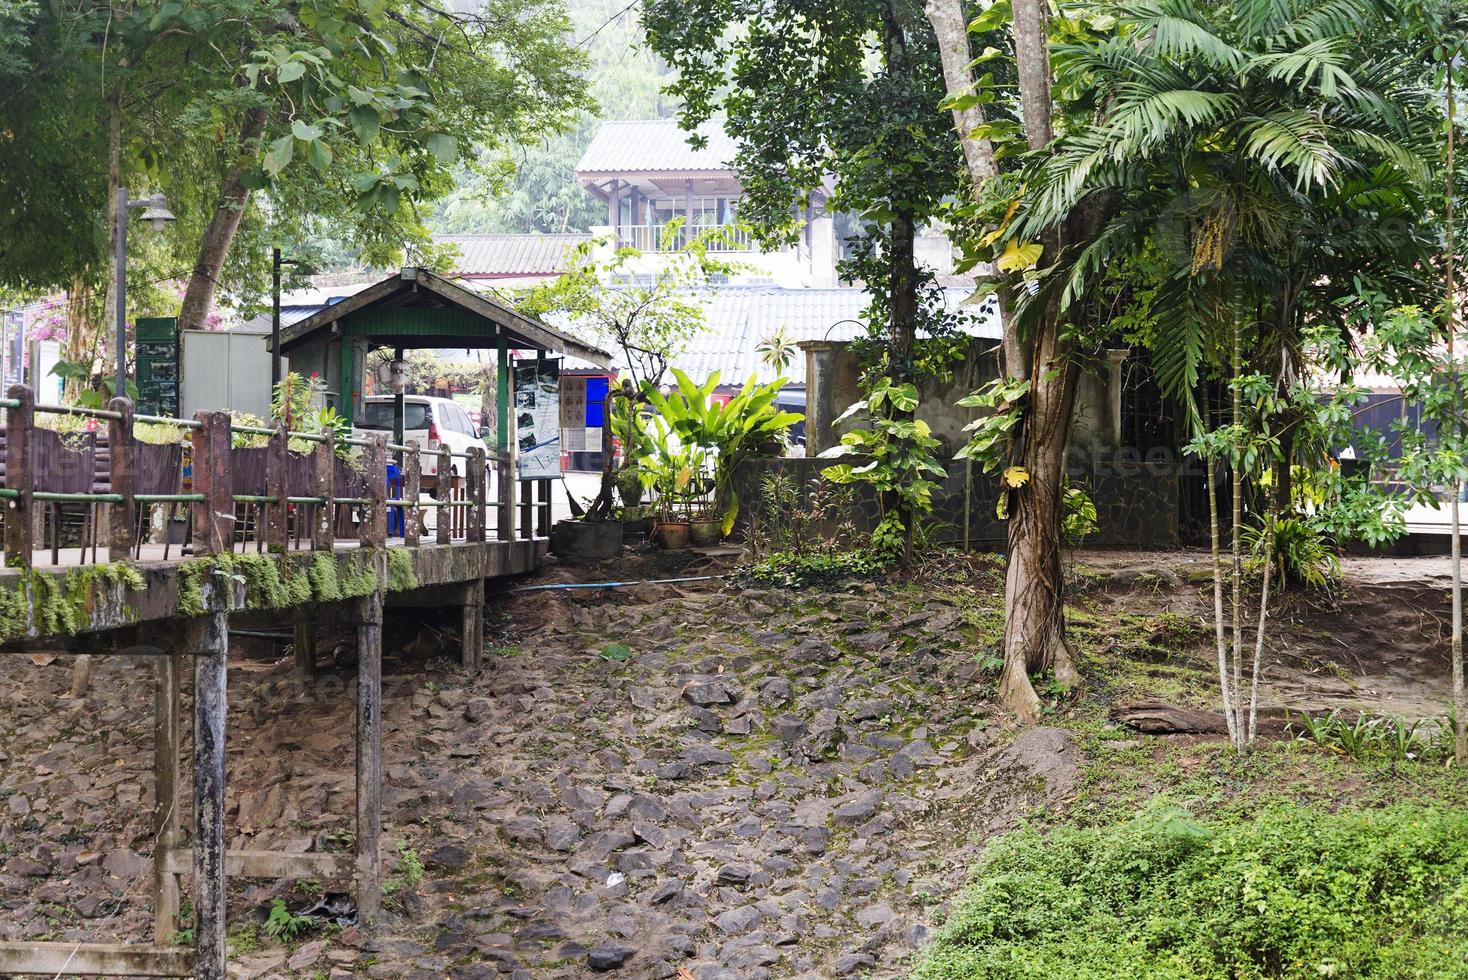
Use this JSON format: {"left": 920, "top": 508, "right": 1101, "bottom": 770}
{"left": 780, "top": 338, "right": 1178, "bottom": 549}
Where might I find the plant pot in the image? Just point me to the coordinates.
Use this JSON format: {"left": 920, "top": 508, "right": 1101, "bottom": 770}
{"left": 621, "top": 515, "right": 654, "bottom": 545}
{"left": 688, "top": 518, "right": 722, "bottom": 547}
{"left": 550, "top": 519, "right": 623, "bottom": 561}
{"left": 654, "top": 521, "right": 690, "bottom": 550}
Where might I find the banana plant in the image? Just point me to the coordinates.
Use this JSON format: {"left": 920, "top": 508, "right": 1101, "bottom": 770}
{"left": 644, "top": 369, "right": 803, "bottom": 535}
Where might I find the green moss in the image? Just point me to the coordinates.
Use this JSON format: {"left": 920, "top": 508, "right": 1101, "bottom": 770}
{"left": 0, "top": 563, "right": 145, "bottom": 641}
{"left": 180, "top": 550, "right": 381, "bottom": 617}
{"left": 386, "top": 549, "right": 418, "bottom": 592}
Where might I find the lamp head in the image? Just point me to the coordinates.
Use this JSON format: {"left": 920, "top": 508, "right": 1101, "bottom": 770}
{"left": 139, "top": 194, "right": 176, "bottom": 232}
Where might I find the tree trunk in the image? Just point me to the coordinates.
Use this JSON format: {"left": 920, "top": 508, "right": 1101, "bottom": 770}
{"left": 922, "top": 0, "right": 1020, "bottom": 376}
{"left": 99, "top": 86, "right": 122, "bottom": 392}
{"left": 999, "top": 321, "right": 1081, "bottom": 720}
{"left": 923, "top": 0, "right": 998, "bottom": 186}
{"left": 177, "top": 106, "right": 268, "bottom": 331}
{"left": 1446, "top": 69, "right": 1466, "bottom": 765}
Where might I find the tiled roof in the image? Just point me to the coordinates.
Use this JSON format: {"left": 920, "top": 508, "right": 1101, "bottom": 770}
{"left": 575, "top": 120, "right": 737, "bottom": 174}
{"left": 435, "top": 234, "right": 589, "bottom": 277}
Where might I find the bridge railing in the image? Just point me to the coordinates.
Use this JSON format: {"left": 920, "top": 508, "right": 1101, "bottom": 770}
{"left": 0, "top": 385, "right": 551, "bottom": 570}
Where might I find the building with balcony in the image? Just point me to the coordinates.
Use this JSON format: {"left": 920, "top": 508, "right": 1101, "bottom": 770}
{"left": 573, "top": 120, "right": 841, "bottom": 287}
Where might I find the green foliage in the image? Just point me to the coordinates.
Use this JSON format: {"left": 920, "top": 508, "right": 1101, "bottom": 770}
{"left": 914, "top": 803, "right": 1468, "bottom": 979}
{"left": 643, "top": 368, "right": 802, "bottom": 533}
{"left": 1242, "top": 516, "right": 1340, "bottom": 590}
{"left": 739, "top": 549, "right": 887, "bottom": 589}
{"left": 1061, "top": 483, "right": 1099, "bottom": 545}
{"left": 955, "top": 378, "right": 1031, "bottom": 474}
{"left": 819, "top": 377, "right": 944, "bottom": 561}
{"left": 395, "top": 842, "right": 424, "bottom": 887}
{"left": 599, "top": 642, "right": 633, "bottom": 662}
{"left": 750, "top": 474, "right": 860, "bottom": 558}
{"left": 1295, "top": 711, "right": 1457, "bottom": 763}
{"left": 516, "top": 227, "right": 742, "bottom": 388}
{"left": 262, "top": 898, "right": 314, "bottom": 942}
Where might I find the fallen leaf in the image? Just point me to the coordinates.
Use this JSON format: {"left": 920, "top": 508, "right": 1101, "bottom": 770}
{"left": 28, "top": 654, "right": 56, "bottom": 666}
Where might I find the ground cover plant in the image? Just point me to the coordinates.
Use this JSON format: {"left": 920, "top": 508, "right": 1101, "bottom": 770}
{"left": 913, "top": 804, "right": 1468, "bottom": 980}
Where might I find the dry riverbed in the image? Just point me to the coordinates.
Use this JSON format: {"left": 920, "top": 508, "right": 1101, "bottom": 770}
{"left": 0, "top": 549, "right": 1461, "bottom": 978}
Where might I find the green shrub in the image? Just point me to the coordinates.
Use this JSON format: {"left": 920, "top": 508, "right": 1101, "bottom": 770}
{"left": 913, "top": 804, "right": 1468, "bottom": 980}
{"left": 738, "top": 549, "right": 887, "bottom": 588}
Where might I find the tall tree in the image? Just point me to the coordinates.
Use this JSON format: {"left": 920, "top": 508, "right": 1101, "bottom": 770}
{"left": 644, "top": 0, "right": 965, "bottom": 560}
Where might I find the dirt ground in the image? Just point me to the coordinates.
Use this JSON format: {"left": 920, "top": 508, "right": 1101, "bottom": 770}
{"left": 0, "top": 547, "right": 1459, "bottom": 978}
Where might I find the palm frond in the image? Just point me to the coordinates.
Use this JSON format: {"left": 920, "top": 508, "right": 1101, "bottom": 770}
{"left": 1238, "top": 109, "right": 1340, "bottom": 188}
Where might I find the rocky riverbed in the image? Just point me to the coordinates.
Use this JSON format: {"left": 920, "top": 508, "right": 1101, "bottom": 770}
{"left": 0, "top": 554, "right": 1083, "bottom": 978}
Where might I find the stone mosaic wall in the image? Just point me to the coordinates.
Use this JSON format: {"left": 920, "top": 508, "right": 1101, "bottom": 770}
{"left": 733, "top": 446, "right": 1178, "bottom": 551}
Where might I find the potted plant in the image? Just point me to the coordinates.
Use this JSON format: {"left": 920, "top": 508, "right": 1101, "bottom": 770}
{"left": 644, "top": 369, "right": 803, "bottom": 538}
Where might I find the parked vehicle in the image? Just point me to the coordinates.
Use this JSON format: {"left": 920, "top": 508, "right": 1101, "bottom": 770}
{"left": 353, "top": 395, "right": 486, "bottom": 485}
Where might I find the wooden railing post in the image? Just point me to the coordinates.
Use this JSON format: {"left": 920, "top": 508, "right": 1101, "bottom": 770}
{"left": 404, "top": 445, "right": 421, "bottom": 547}
{"left": 361, "top": 434, "right": 386, "bottom": 548}
{"left": 313, "top": 432, "right": 335, "bottom": 551}
{"left": 538, "top": 478, "right": 552, "bottom": 537}
{"left": 191, "top": 412, "right": 232, "bottom": 556}
{"left": 4, "top": 384, "right": 32, "bottom": 567}
{"left": 497, "top": 449, "right": 514, "bottom": 542}
{"left": 436, "top": 447, "right": 452, "bottom": 545}
{"left": 265, "top": 423, "right": 287, "bottom": 553}
{"left": 152, "top": 650, "right": 181, "bottom": 944}
{"left": 107, "top": 397, "right": 136, "bottom": 561}
{"left": 467, "top": 446, "right": 485, "bottom": 542}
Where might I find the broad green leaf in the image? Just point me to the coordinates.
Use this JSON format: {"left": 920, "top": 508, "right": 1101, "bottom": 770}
{"left": 426, "top": 133, "right": 458, "bottom": 163}
{"left": 263, "top": 135, "right": 294, "bottom": 175}
{"left": 276, "top": 60, "right": 306, "bottom": 84}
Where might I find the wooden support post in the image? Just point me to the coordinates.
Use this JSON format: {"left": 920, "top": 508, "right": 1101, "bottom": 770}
{"left": 192, "top": 606, "right": 228, "bottom": 980}
{"left": 404, "top": 445, "right": 421, "bottom": 547}
{"left": 519, "top": 478, "right": 533, "bottom": 540}
{"left": 361, "top": 435, "right": 386, "bottom": 548}
{"left": 265, "top": 422, "right": 287, "bottom": 553}
{"left": 293, "top": 616, "right": 316, "bottom": 689}
{"left": 436, "top": 447, "right": 452, "bottom": 545}
{"left": 152, "top": 651, "right": 181, "bottom": 945}
{"left": 313, "top": 431, "right": 335, "bottom": 551}
{"left": 355, "top": 589, "right": 383, "bottom": 925}
{"left": 5, "top": 383, "right": 32, "bottom": 566}
{"left": 108, "top": 396, "right": 135, "bottom": 561}
{"left": 191, "top": 412, "right": 232, "bottom": 556}
{"left": 461, "top": 578, "right": 484, "bottom": 672}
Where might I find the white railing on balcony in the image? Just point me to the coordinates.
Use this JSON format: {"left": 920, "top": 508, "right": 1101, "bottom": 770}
{"left": 618, "top": 223, "right": 753, "bottom": 253}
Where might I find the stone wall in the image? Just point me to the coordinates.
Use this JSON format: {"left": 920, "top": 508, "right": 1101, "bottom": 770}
{"left": 734, "top": 446, "right": 1178, "bottom": 551}
{"left": 780, "top": 337, "right": 1178, "bottom": 550}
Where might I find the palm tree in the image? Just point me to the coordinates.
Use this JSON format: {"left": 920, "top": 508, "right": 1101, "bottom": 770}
{"left": 1011, "top": 0, "right": 1436, "bottom": 747}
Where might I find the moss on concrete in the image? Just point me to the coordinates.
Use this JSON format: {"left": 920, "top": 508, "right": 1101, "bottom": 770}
{"left": 386, "top": 549, "right": 418, "bottom": 592}
{"left": 0, "top": 563, "right": 145, "bottom": 642}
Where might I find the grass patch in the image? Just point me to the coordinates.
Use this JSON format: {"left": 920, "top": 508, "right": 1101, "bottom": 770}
{"left": 913, "top": 803, "right": 1468, "bottom": 979}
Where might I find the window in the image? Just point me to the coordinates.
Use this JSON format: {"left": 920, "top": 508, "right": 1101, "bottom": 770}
{"left": 358, "top": 401, "right": 430, "bottom": 431}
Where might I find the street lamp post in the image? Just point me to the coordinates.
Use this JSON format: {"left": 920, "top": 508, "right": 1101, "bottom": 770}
{"left": 115, "top": 189, "right": 175, "bottom": 398}
{"left": 271, "top": 248, "right": 306, "bottom": 388}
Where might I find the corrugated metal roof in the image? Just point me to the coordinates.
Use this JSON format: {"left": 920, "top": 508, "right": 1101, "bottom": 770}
{"left": 544, "top": 285, "right": 1001, "bottom": 386}
{"left": 435, "top": 234, "right": 589, "bottom": 276}
{"left": 575, "top": 120, "right": 737, "bottom": 174}
{"left": 256, "top": 282, "right": 999, "bottom": 387}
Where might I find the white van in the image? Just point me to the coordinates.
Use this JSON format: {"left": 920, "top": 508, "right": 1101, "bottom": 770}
{"left": 353, "top": 395, "right": 487, "bottom": 484}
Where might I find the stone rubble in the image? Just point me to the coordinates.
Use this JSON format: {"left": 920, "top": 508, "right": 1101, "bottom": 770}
{"left": 0, "top": 570, "right": 1077, "bottom": 978}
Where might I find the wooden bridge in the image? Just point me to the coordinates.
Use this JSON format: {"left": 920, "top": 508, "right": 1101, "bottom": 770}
{"left": 0, "top": 384, "right": 552, "bottom": 978}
